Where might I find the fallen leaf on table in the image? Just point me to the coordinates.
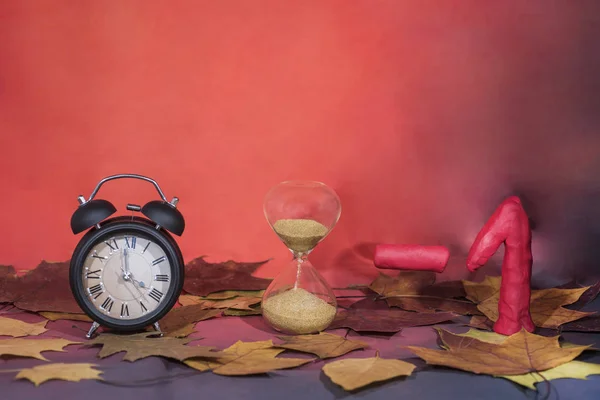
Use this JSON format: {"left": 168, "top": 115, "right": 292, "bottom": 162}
{"left": 39, "top": 312, "right": 92, "bottom": 322}
{"left": 204, "top": 290, "right": 265, "bottom": 300}
{"left": 178, "top": 295, "right": 261, "bottom": 310}
{"left": 328, "top": 309, "right": 457, "bottom": 333}
{"left": 322, "top": 354, "right": 416, "bottom": 391}
{"left": 275, "top": 332, "right": 367, "bottom": 359}
{"left": 87, "top": 332, "right": 223, "bottom": 362}
{"left": 386, "top": 296, "right": 480, "bottom": 315}
{"left": 183, "top": 257, "right": 272, "bottom": 297}
{"left": 556, "top": 280, "right": 600, "bottom": 309}
{"left": 223, "top": 306, "right": 262, "bottom": 317}
{"left": 0, "top": 316, "right": 47, "bottom": 337}
{"left": 561, "top": 316, "right": 600, "bottom": 332}
{"left": 15, "top": 363, "right": 103, "bottom": 386}
{"left": 159, "top": 304, "right": 222, "bottom": 336}
{"left": 185, "top": 339, "right": 312, "bottom": 376}
{"left": 406, "top": 328, "right": 590, "bottom": 376}
{"left": 0, "top": 338, "right": 80, "bottom": 361}
{"left": 369, "top": 272, "right": 436, "bottom": 296}
{"left": 0, "top": 261, "right": 82, "bottom": 314}
{"left": 463, "top": 276, "right": 594, "bottom": 329}
{"left": 503, "top": 361, "right": 600, "bottom": 390}
{"left": 466, "top": 315, "right": 494, "bottom": 330}
{"left": 463, "top": 276, "right": 500, "bottom": 303}
{"left": 436, "top": 328, "right": 600, "bottom": 390}
{"left": 369, "top": 273, "right": 480, "bottom": 315}
{"left": 421, "top": 280, "right": 468, "bottom": 299}
{"left": 0, "top": 265, "right": 17, "bottom": 303}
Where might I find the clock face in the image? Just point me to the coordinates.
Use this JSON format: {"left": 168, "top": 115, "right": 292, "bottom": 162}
{"left": 81, "top": 234, "right": 172, "bottom": 320}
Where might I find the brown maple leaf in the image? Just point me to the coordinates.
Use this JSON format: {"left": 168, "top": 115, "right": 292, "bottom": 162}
{"left": 87, "top": 332, "right": 223, "bottom": 362}
{"left": 15, "top": 363, "right": 103, "bottom": 386}
{"left": 407, "top": 328, "right": 590, "bottom": 376}
{"left": 1, "top": 261, "right": 82, "bottom": 313}
{"left": 159, "top": 304, "right": 222, "bottom": 335}
{"left": 0, "top": 338, "right": 80, "bottom": 361}
{"left": 464, "top": 276, "right": 595, "bottom": 329}
{"left": 556, "top": 280, "right": 600, "bottom": 309}
{"left": 0, "top": 265, "right": 17, "bottom": 303}
{"left": 327, "top": 309, "right": 457, "bottom": 333}
{"left": 183, "top": 257, "right": 272, "bottom": 296}
{"left": 274, "top": 332, "right": 367, "bottom": 359}
{"left": 369, "top": 273, "right": 480, "bottom": 315}
{"left": 178, "top": 294, "right": 261, "bottom": 310}
{"left": 185, "top": 339, "right": 312, "bottom": 376}
{"left": 561, "top": 316, "right": 600, "bottom": 332}
{"left": 39, "top": 312, "right": 92, "bottom": 322}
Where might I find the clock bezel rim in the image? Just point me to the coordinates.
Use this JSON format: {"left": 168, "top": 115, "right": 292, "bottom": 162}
{"left": 69, "top": 216, "right": 184, "bottom": 331}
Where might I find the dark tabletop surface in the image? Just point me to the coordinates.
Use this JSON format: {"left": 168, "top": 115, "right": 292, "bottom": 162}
{"left": 2, "top": 298, "right": 599, "bottom": 400}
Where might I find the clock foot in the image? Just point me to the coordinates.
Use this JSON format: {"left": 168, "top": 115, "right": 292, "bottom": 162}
{"left": 153, "top": 321, "right": 163, "bottom": 336}
{"left": 86, "top": 321, "right": 101, "bottom": 339}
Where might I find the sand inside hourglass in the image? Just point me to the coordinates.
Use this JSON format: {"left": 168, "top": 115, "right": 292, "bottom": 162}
{"left": 272, "top": 219, "right": 329, "bottom": 253}
{"left": 261, "top": 287, "right": 337, "bottom": 334}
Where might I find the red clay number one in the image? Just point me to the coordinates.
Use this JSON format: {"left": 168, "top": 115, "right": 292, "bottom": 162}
{"left": 467, "top": 196, "right": 535, "bottom": 335}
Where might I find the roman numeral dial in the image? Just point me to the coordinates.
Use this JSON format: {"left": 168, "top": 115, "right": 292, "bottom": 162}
{"left": 81, "top": 232, "right": 174, "bottom": 321}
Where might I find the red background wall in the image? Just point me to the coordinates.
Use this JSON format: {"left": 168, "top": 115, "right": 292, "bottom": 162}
{"left": 1, "top": 1, "right": 599, "bottom": 287}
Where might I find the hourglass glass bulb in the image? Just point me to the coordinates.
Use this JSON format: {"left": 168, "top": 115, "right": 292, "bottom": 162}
{"left": 263, "top": 180, "right": 341, "bottom": 254}
{"left": 261, "top": 257, "right": 337, "bottom": 334}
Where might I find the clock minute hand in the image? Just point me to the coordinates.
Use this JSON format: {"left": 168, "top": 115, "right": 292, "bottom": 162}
{"left": 124, "top": 248, "right": 131, "bottom": 275}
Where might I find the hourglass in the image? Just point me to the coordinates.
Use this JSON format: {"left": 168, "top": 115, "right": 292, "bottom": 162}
{"left": 261, "top": 181, "right": 341, "bottom": 334}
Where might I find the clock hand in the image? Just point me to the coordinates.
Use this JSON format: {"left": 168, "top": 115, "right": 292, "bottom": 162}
{"left": 124, "top": 248, "right": 131, "bottom": 277}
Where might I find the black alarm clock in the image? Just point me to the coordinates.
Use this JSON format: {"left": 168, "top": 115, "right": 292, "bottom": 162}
{"left": 69, "top": 174, "right": 185, "bottom": 338}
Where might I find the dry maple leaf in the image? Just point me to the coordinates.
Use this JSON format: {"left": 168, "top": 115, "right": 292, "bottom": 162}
{"left": 561, "top": 315, "right": 600, "bottom": 332}
{"left": 0, "top": 316, "right": 47, "bottom": 337}
{"left": 328, "top": 308, "right": 457, "bottom": 333}
{"left": 369, "top": 273, "right": 479, "bottom": 315}
{"left": 204, "top": 290, "right": 265, "bottom": 300}
{"left": 15, "top": 363, "right": 103, "bottom": 386}
{"left": 159, "top": 304, "right": 222, "bottom": 335}
{"left": 369, "top": 271, "right": 436, "bottom": 296}
{"left": 39, "top": 312, "right": 92, "bottom": 322}
{"left": 274, "top": 332, "right": 367, "bottom": 359}
{"left": 437, "top": 328, "right": 600, "bottom": 390}
{"left": 556, "top": 280, "right": 600, "bottom": 309}
{"left": 87, "top": 332, "right": 223, "bottom": 362}
{"left": 406, "top": 328, "right": 590, "bottom": 375}
{"left": 503, "top": 361, "right": 600, "bottom": 390}
{"left": 183, "top": 257, "right": 272, "bottom": 296}
{"left": 0, "top": 338, "right": 80, "bottom": 361}
{"left": 464, "top": 276, "right": 594, "bottom": 328}
{"left": 185, "top": 339, "right": 312, "bottom": 375}
{"left": 322, "top": 354, "right": 416, "bottom": 391}
{"left": 0, "top": 265, "right": 17, "bottom": 303}
{"left": 223, "top": 307, "right": 262, "bottom": 317}
{"left": 1, "top": 261, "right": 82, "bottom": 314}
{"left": 178, "top": 295, "right": 261, "bottom": 310}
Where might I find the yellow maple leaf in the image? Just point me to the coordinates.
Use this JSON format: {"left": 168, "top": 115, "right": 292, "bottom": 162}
{"left": 15, "top": 363, "right": 103, "bottom": 386}
{"left": 274, "top": 332, "right": 367, "bottom": 359}
{"left": 407, "top": 329, "right": 590, "bottom": 376}
{"left": 322, "top": 354, "right": 416, "bottom": 391}
{"left": 438, "top": 328, "right": 600, "bottom": 390}
{"left": 463, "top": 276, "right": 594, "bottom": 328}
{"left": 0, "top": 338, "right": 80, "bottom": 361}
{"left": 0, "top": 317, "right": 47, "bottom": 337}
{"left": 39, "top": 312, "right": 92, "bottom": 322}
{"left": 185, "top": 339, "right": 311, "bottom": 376}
